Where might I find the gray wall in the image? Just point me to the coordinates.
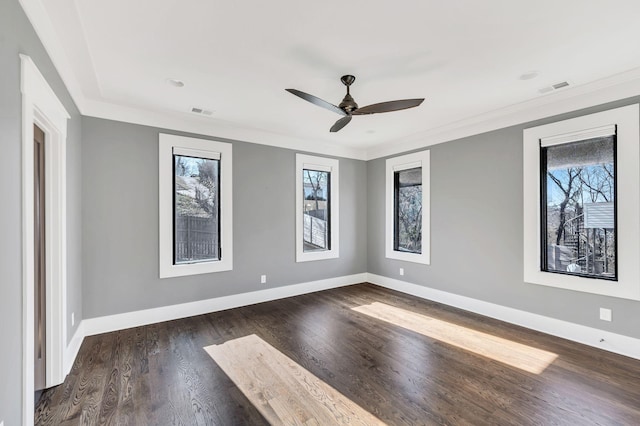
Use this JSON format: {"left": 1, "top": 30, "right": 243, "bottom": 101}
{"left": 368, "top": 97, "right": 640, "bottom": 339}
{"left": 3, "top": 1, "right": 640, "bottom": 423}
{"left": 81, "top": 117, "right": 368, "bottom": 318}
{"left": 0, "top": 0, "right": 83, "bottom": 424}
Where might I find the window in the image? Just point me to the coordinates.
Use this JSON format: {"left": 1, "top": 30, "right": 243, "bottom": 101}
{"left": 386, "top": 150, "right": 430, "bottom": 264}
{"left": 541, "top": 133, "right": 617, "bottom": 280}
{"left": 174, "top": 151, "right": 220, "bottom": 264}
{"left": 523, "top": 104, "right": 640, "bottom": 300}
{"left": 159, "top": 134, "right": 232, "bottom": 278}
{"left": 296, "top": 154, "right": 339, "bottom": 262}
{"left": 303, "top": 169, "right": 331, "bottom": 251}
{"left": 394, "top": 167, "right": 423, "bottom": 254}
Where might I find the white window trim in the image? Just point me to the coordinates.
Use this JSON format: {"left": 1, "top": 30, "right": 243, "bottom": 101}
{"left": 523, "top": 104, "right": 640, "bottom": 300}
{"left": 159, "top": 134, "right": 233, "bottom": 278}
{"left": 296, "top": 154, "right": 340, "bottom": 262}
{"left": 385, "top": 150, "right": 431, "bottom": 265}
{"left": 21, "top": 54, "right": 70, "bottom": 426}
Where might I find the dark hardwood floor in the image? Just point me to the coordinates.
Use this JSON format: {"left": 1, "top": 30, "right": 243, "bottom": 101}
{"left": 36, "top": 283, "right": 640, "bottom": 425}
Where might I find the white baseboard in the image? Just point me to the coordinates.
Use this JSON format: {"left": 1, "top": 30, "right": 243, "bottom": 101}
{"left": 64, "top": 271, "right": 640, "bottom": 376}
{"left": 64, "top": 322, "right": 84, "bottom": 375}
{"left": 82, "top": 273, "right": 367, "bottom": 337}
{"left": 367, "top": 273, "right": 640, "bottom": 361}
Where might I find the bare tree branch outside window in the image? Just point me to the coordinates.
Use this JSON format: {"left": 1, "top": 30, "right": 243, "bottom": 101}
{"left": 543, "top": 136, "right": 616, "bottom": 279}
{"left": 394, "top": 167, "right": 422, "bottom": 253}
{"left": 303, "top": 169, "right": 330, "bottom": 251}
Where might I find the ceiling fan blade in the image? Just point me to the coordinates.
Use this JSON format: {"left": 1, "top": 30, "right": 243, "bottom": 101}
{"left": 330, "top": 115, "right": 352, "bottom": 133}
{"left": 285, "top": 89, "right": 346, "bottom": 116}
{"left": 352, "top": 98, "right": 424, "bottom": 115}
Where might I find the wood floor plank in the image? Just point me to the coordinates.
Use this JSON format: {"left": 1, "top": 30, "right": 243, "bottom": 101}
{"left": 271, "top": 294, "right": 497, "bottom": 424}
{"left": 245, "top": 299, "right": 436, "bottom": 424}
{"left": 36, "top": 283, "right": 640, "bottom": 425}
{"left": 353, "top": 301, "right": 559, "bottom": 374}
{"left": 205, "top": 334, "right": 386, "bottom": 425}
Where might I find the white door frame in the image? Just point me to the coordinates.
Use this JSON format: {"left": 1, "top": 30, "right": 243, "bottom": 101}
{"left": 21, "top": 54, "right": 69, "bottom": 425}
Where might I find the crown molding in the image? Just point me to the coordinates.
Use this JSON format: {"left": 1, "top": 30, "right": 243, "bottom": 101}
{"left": 21, "top": 0, "right": 640, "bottom": 162}
{"left": 82, "top": 99, "right": 367, "bottom": 160}
{"left": 365, "top": 67, "right": 640, "bottom": 160}
{"left": 19, "top": 0, "right": 87, "bottom": 112}
{"left": 19, "top": 0, "right": 366, "bottom": 160}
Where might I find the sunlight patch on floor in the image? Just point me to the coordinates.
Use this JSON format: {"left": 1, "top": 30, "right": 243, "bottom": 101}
{"left": 204, "top": 334, "right": 386, "bottom": 425}
{"left": 352, "top": 302, "right": 558, "bottom": 374}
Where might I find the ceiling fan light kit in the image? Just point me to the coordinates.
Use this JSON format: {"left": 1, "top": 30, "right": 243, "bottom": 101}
{"left": 286, "top": 75, "right": 425, "bottom": 132}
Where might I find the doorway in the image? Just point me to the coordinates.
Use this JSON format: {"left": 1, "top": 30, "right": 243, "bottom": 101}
{"left": 21, "top": 53, "right": 70, "bottom": 425}
{"left": 34, "top": 124, "right": 47, "bottom": 399}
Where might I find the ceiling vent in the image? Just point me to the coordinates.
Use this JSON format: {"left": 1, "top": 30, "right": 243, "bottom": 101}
{"left": 191, "top": 107, "right": 213, "bottom": 116}
{"left": 538, "top": 81, "right": 570, "bottom": 94}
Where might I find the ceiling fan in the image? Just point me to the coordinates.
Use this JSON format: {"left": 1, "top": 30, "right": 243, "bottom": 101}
{"left": 286, "top": 75, "right": 424, "bottom": 133}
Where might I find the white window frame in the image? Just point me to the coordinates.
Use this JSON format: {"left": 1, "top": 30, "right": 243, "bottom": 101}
{"left": 296, "top": 154, "right": 340, "bottom": 262}
{"left": 385, "top": 150, "right": 430, "bottom": 264}
{"left": 523, "top": 104, "right": 640, "bottom": 300}
{"left": 159, "top": 134, "right": 232, "bottom": 278}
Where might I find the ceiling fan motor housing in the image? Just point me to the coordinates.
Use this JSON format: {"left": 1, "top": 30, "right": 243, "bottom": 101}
{"left": 339, "top": 93, "right": 358, "bottom": 113}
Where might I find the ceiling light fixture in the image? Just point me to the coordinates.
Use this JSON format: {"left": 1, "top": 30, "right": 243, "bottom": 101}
{"left": 519, "top": 71, "right": 539, "bottom": 81}
{"left": 166, "top": 78, "right": 185, "bottom": 88}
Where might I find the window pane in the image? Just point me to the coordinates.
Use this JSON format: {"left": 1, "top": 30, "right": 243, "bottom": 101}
{"left": 542, "top": 136, "right": 616, "bottom": 279}
{"left": 303, "top": 169, "right": 330, "bottom": 252}
{"left": 174, "top": 155, "right": 220, "bottom": 264}
{"left": 394, "top": 167, "right": 422, "bottom": 254}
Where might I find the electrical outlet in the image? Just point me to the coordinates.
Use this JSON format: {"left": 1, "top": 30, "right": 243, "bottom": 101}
{"left": 600, "top": 308, "right": 612, "bottom": 322}
{"left": 399, "top": 268, "right": 404, "bottom": 276}
{"left": 260, "top": 275, "right": 267, "bottom": 284}
{"left": 71, "top": 312, "right": 75, "bottom": 326}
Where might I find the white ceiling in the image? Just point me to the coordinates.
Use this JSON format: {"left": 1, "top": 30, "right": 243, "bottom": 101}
{"left": 27, "top": 0, "right": 640, "bottom": 158}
